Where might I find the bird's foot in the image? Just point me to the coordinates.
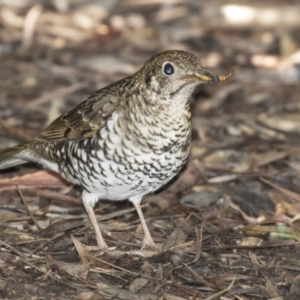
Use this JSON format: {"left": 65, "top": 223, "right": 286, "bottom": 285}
{"left": 126, "top": 239, "right": 162, "bottom": 257}
{"left": 141, "top": 236, "right": 162, "bottom": 252}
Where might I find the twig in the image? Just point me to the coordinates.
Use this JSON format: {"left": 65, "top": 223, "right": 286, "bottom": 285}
{"left": 260, "top": 177, "right": 300, "bottom": 202}
{"left": 17, "top": 186, "right": 42, "bottom": 231}
{"left": 0, "top": 239, "right": 26, "bottom": 259}
{"left": 192, "top": 221, "right": 205, "bottom": 263}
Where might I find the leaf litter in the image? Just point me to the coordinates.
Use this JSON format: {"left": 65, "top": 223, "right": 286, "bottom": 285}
{"left": 1, "top": 0, "right": 300, "bottom": 299}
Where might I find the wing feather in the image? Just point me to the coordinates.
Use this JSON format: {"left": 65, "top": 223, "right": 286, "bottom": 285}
{"left": 35, "top": 91, "right": 124, "bottom": 142}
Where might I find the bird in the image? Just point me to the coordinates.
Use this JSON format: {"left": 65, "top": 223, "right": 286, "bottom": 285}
{"left": 0, "top": 50, "right": 234, "bottom": 250}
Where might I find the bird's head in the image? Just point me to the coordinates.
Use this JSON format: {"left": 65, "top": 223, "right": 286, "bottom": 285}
{"left": 138, "top": 50, "right": 233, "bottom": 104}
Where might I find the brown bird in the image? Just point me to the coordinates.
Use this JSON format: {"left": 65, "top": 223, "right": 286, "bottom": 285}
{"left": 0, "top": 50, "right": 233, "bottom": 250}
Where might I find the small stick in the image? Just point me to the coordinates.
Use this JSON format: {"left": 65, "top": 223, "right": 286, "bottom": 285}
{"left": 17, "top": 186, "right": 42, "bottom": 231}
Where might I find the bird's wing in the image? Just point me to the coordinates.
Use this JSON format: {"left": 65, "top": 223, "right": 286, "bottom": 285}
{"left": 35, "top": 91, "right": 124, "bottom": 142}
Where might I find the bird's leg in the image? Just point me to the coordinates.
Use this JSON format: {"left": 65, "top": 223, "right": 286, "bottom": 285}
{"left": 130, "top": 196, "right": 157, "bottom": 249}
{"left": 82, "top": 192, "right": 108, "bottom": 250}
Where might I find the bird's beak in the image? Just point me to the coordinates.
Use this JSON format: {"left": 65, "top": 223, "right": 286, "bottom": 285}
{"left": 194, "top": 69, "right": 234, "bottom": 83}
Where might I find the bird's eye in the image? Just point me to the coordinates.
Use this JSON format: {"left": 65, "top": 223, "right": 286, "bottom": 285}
{"left": 163, "top": 62, "right": 174, "bottom": 76}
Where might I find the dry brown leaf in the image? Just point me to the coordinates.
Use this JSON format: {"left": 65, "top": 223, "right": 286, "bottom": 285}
{"left": 47, "top": 254, "right": 90, "bottom": 279}
{"left": 290, "top": 275, "right": 300, "bottom": 296}
{"left": 0, "top": 225, "right": 36, "bottom": 244}
{"left": 129, "top": 278, "right": 148, "bottom": 293}
{"left": 0, "top": 171, "right": 68, "bottom": 191}
{"left": 155, "top": 263, "right": 163, "bottom": 280}
{"left": 268, "top": 191, "right": 300, "bottom": 216}
{"left": 204, "top": 150, "right": 253, "bottom": 172}
{"left": 225, "top": 195, "right": 259, "bottom": 224}
{"left": 192, "top": 224, "right": 204, "bottom": 263}
{"left": 207, "top": 174, "right": 238, "bottom": 183}
{"left": 141, "top": 261, "right": 155, "bottom": 275}
{"left": 163, "top": 294, "right": 187, "bottom": 300}
{"left": 261, "top": 178, "right": 300, "bottom": 203}
{"left": 203, "top": 275, "right": 236, "bottom": 300}
{"left": 265, "top": 278, "right": 280, "bottom": 298}
{"left": 252, "top": 151, "right": 290, "bottom": 169}
{"left": 180, "top": 190, "right": 221, "bottom": 209}
{"left": 71, "top": 234, "right": 92, "bottom": 265}
{"left": 75, "top": 291, "right": 96, "bottom": 300}
{"left": 162, "top": 227, "right": 186, "bottom": 253}
{"left": 239, "top": 237, "right": 263, "bottom": 246}
{"left": 258, "top": 112, "right": 300, "bottom": 133}
{"left": 248, "top": 251, "right": 265, "bottom": 269}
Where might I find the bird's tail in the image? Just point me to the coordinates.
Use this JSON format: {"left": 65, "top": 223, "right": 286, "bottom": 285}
{"left": 0, "top": 143, "right": 29, "bottom": 170}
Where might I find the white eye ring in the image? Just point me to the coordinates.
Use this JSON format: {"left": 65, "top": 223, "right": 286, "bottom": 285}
{"left": 162, "top": 62, "right": 175, "bottom": 76}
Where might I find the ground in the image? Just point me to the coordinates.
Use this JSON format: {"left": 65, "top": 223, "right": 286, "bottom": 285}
{"left": 0, "top": 1, "right": 300, "bottom": 299}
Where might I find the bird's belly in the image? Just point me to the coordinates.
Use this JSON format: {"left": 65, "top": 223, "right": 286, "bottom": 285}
{"left": 59, "top": 147, "right": 187, "bottom": 201}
